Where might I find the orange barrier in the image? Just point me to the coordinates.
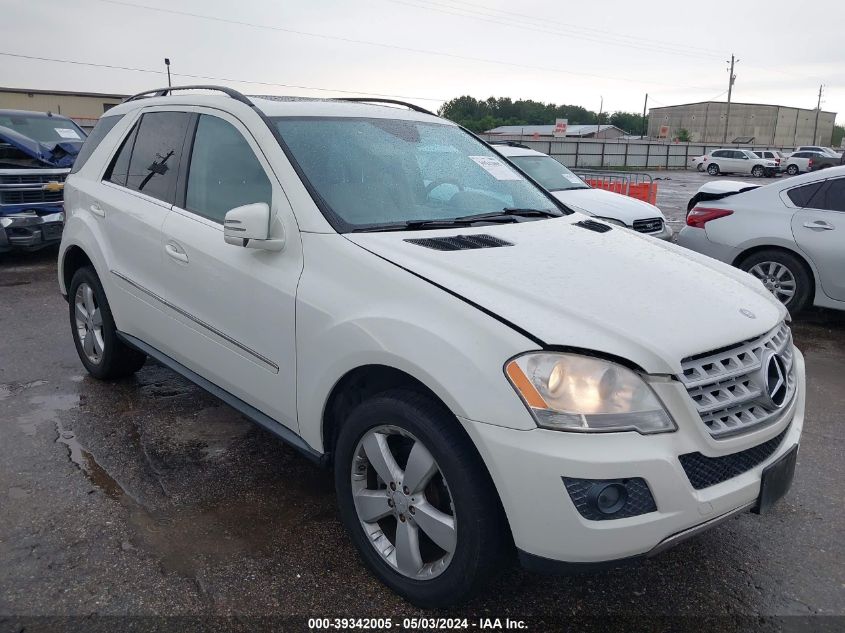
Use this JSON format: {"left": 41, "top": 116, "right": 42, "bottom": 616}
{"left": 583, "top": 179, "right": 658, "bottom": 205}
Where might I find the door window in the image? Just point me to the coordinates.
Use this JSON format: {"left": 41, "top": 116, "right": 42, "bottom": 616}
{"left": 185, "top": 115, "right": 272, "bottom": 223}
{"left": 124, "top": 112, "right": 191, "bottom": 203}
{"left": 816, "top": 179, "right": 845, "bottom": 212}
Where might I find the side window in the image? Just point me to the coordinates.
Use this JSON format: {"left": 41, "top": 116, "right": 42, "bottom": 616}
{"left": 125, "top": 112, "right": 191, "bottom": 204}
{"left": 185, "top": 115, "right": 272, "bottom": 223}
{"left": 104, "top": 123, "right": 138, "bottom": 187}
{"left": 787, "top": 182, "right": 823, "bottom": 207}
{"left": 816, "top": 179, "right": 845, "bottom": 212}
{"left": 70, "top": 115, "right": 123, "bottom": 174}
{"left": 712, "top": 150, "right": 726, "bottom": 158}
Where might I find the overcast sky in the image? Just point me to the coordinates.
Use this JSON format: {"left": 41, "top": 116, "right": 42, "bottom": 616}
{"left": 2, "top": 0, "right": 843, "bottom": 122}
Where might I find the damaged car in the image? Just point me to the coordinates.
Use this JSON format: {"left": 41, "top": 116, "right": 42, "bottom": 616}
{"left": 0, "top": 109, "right": 86, "bottom": 253}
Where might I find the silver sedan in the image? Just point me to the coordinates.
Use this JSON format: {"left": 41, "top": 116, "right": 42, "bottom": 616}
{"left": 677, "top": 166, "right": 845, "bottom": 314}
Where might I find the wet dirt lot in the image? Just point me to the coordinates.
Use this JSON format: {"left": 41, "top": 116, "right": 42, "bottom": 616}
{"left": 1, "top": 245, "right": 844, "bottom": 629}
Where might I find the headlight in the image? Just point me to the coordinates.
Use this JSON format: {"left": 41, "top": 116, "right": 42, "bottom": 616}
{"left": 0, "top": 217, "right": 12, "bottom": 228}
{"left": 594, "top": 217, "right": 627, "bottom": 228}
{"left": 505, "top": 353, "right": 676, "bottom": 434}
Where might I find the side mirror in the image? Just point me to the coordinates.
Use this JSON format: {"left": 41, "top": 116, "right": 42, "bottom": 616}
{"left": 223, "top": 203, "right": 284, "bottom": 251}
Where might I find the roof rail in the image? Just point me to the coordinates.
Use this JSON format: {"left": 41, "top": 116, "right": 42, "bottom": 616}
{"left": 335, "top": 97, "right": 436, "bottom": 117}
{"left": 123, "top": 85, "right": 254, "bottom": 106}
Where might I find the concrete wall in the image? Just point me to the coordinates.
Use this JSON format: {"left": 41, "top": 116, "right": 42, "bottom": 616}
{"left": 0, "top": 90, "right": 125, "bottom": 131}
{"left": 648, "top": 102, "right": 836, "bottom": 146}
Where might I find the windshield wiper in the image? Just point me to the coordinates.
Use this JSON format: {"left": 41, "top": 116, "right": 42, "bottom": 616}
{"left": 349, "top": 208, "right": 561, "bottom": 233}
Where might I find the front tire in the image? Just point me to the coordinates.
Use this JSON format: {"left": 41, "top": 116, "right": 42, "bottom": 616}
{"left": 68, "top": 266, "right": 147, "bottom": 379}
{"left": 752, "top": 165, "right": 765, "bottom": 178}
{"left": 739, "top": 250, "right": 811, "bottom": 314}
{"left": 334, "top": 389, "right": 508, "bottom": 607}
{"left": 707, "top": 163, "right": 720, "bottom": 175}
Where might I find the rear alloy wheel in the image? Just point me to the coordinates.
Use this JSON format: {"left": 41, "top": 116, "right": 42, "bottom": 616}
{"left": 697, "top": 163, "right": 705, "bottom": 172}
{"left": 786, "top": 164, "right": 799, "bottom": 176}
{"left": 707, "top": 163, "right": 720, "bottom": 175}
{"left": 68, "top": 266, "right": 147, "bottom": 379}
{"left": 752, "top": 165, "right": 765, "bottom": 178}
{"left": 740, "top": 250, "right": 811, "bottom": 313}
{"left": 334, "top": 389, "right": 507, "bottom": 607}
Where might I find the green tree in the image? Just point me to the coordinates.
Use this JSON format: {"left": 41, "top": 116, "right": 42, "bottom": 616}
{"left": 438, "top": 96, "right": 642, "bottom": 134}
{"left": 676, "top": 128, "right": 692, "bottom": 142}
{"left": 832, "top": 124, "right": 845, "bottom": 148}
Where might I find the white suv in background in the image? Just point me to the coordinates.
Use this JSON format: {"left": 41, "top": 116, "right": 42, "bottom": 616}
{"left": 60, "top": 87, "right": 804, "bottom": 607}
{"left": 493, "top": 142, "right": 672, "bottom": 240}
{"left": 703, "top": 149, "right": 779, "bottom": 177}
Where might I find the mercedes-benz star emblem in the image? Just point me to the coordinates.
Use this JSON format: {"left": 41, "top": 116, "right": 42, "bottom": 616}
{"left": 740, "top": 308, "right": 756, "bottom": 319}
{"left": 761, "top": 351, "right": 788, "bottom": 408}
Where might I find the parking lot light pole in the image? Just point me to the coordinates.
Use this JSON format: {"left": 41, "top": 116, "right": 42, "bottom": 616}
{"left": 813, "top": 84, "right": 824, "bottom": 144}
{"left": 165, "top": 58, "right": 172, "bottom": 88}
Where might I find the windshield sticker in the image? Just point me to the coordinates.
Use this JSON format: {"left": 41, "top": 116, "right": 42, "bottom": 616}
{"left": 468, "top": 156, "right": 523, "bottom": 181}
{"left": 564, "top": 174, "right": 583, "bottom": 183}
{"left": 55, "top": 128, "right": 81, "bottom": 140}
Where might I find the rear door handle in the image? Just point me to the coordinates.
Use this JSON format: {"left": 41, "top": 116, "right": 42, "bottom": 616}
{"left": 165, "top": 241, "right": 189, "bottom": 263}
{"left": 803, "top": 220, "right": 835, "bottom": 230}
{"left": 89, "top": 203, "right": 105, "bottom": 218}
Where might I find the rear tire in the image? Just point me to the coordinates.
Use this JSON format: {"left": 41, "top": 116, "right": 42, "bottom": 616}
{"left": 738, "top": 250, "right": 812, "bottom": 314}
{"left": 707, "top": 163, "right": 720, "bottom": 175}
{"left": 786, "top": 164, "right": 799, "bottom": 176}
{"left": 697, "top": 163, "right": 705, "bottom": 172}
{"left": 68, "top": 266, "right": 147, "bottom": 379}
{"left": 334, "top": 389, "right": 508, "bottom": 607}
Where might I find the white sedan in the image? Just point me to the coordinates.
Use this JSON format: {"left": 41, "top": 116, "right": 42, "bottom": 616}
{"left": 493, "top": 143, "right": 673, "bottom": 240}
{"left": 677, "top": 166, "right": 845, "bottom": 313}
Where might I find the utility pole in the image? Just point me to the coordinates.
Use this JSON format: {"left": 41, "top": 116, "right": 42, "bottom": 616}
{"left": 723, "top": 54, "right": 738, "bottom": 143}
{"left": 164, "top": 58, "right": 172, "bottom": 88}
{"left": 597, "top": 95, "right": 603, "bottom": 137}
{"left": 812, "top": 84, "right": 824, "bottom": 144}
{"left": 642, "top": 93, "right": 648, "bottom": 138}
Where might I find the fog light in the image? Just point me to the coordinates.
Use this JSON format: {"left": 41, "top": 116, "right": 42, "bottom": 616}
{"left": 587, "top": 482, "right": 628, "bottom": 515}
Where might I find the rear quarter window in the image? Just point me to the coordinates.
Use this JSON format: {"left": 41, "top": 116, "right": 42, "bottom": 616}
{"left": 787, "top": 182, "right": 823, "bottom": 207}
{"left": 70, "top": 115, "right": 124, "bottom": 174}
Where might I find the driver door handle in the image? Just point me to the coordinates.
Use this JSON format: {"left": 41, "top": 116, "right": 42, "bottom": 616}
{"left": 89, "top": 203, "right": 105, "bottom": 218}
{"left": 803, "top": 220, "right": 835, "bottom": 231}
{"left": 165, "top": 241, "right": 189, "bottom": 263}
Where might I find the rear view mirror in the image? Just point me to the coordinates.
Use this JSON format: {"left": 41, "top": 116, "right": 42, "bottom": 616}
{"left": 223, "top": 203, "right": 284, "bottom": 251}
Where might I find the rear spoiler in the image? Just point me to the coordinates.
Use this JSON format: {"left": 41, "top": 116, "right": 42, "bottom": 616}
{"left": 686, "top": 186, "right": 760, "bottom": 213}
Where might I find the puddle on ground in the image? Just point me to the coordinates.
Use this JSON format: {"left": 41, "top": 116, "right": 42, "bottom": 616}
{"left": 0, "top": 379, "right": 49, "bottom": 402}
{"left": 55, "top": 418, "right": 127, "bottom": 501}
{"left": 15, "top": 392, "right": 77, "bottom": 436}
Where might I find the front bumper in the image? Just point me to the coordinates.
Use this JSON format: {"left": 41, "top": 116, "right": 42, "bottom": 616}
{"left": 462, "top": 349, "right": 805, "bottom": 566}
{"left": 0, "top": 209, "right": 64, "bottom": 252}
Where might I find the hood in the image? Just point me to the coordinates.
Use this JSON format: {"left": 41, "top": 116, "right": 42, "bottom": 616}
{"left": 552, "top": 188, "right": 665, "bottom": 225}
{"left": 0, "top": 126, "right": 82, "bottom": 168}
{"left": 347, "top": 215, "right": 785, "bottom": 374}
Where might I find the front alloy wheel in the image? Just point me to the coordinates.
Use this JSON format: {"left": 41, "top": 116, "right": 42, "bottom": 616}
{"left": 352, "top": 425, "right": 456, "bottom": 580}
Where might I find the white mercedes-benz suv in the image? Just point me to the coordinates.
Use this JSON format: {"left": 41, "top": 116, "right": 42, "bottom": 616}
{"left": 59, "top": 87, "right": 805, "bottom": 607}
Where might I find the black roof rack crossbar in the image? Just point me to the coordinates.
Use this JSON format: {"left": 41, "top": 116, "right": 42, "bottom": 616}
{"left": 123, "top": 85, "right": 254, "bottom": 106}
{"left": 334, "top": 97, "right": 436, "bottom": 116}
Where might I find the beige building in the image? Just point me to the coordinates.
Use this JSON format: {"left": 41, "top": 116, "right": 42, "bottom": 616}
{"left": 0, "top": 87, "right": 127, "bottom": 131}
{"left": 648, "top": 101, "right": 837, "bottom": 146}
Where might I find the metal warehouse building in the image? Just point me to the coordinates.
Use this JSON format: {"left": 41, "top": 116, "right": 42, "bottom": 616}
{"left": 0, "top": 87, "right": 126, "bottom": 132}
{"left": 648, "top": 101, "right": 837, "bottom": 146}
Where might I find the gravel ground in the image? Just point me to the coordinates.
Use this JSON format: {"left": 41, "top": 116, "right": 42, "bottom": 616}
{"left": 1, "top": 239, "right": 843, "bottom": 631}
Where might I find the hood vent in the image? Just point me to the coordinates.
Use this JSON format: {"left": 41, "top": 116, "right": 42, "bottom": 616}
{"left": 405, "top": 234, "right": 514, "bottom": 251}
{"left": 574, "top": 219, "right": 613, "bottom": 233}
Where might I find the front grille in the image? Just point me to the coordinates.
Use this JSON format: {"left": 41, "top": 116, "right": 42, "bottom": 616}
{"left": 632, "top": 217, "right": 664, "bottom": 233}
{"left": 679, "top": 322, "right": 796, "bottom": 438}
{"left": 0, "top": 190, "right": 63, "bottom": 205}
{"left": 562, "top": 477, "right": 657, "bottom": 521}
{"left": 0, "top": 173, "right": 67, "bottom": 185}
{"left": 679, "top": 425, "right": 789, "bottom": 489}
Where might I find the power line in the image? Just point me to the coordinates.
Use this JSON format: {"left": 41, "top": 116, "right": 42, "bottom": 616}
{"left": 90, "top": 0, "right": 722, "bottom": 92}
{"left": 419, "top": 0, "right": 721, "bottom": 57}
{"left": 390, "top": 0, "right": 724, "bottom": 61}
{"left": 0, "top": 51, "right": 448, "bottom": 102}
